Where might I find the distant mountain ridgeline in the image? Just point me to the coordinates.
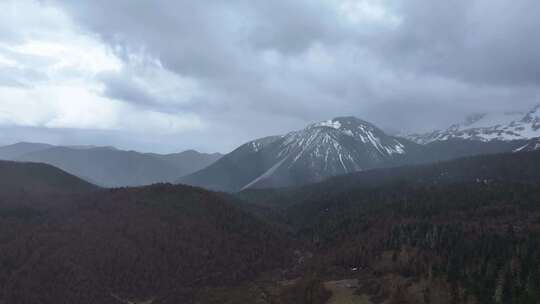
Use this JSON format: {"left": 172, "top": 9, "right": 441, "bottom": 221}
{"left": 0, "top": 142, "right": 222, "bottom": 187}
{"left": 4, "top": 111, "right": 540, "bottom": 192}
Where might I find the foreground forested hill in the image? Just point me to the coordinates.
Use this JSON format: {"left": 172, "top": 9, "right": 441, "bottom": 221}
{"left": 0, "top": 183, "right": 293, "bottom": 303}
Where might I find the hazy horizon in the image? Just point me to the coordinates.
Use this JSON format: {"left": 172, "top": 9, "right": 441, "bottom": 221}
{"left": 1, "top": 103, "right": 539, "bottom": 154}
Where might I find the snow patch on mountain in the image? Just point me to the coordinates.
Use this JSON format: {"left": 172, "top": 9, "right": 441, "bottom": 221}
{"left": 241, "top": 157, "right": 288, "bottom": 190}
{"left": 316, "top": 119, "right": 342, "bottom": 129}
{"left": 245, "top": 136, "right": 282, "bottom": 152}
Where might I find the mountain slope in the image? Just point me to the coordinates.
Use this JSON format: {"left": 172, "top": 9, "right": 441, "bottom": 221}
{"left": 239, "top": 149, "right": 540, "bottom": 210}
{"left": 180, "top": 117, "right": 421, "bottom": 192}
{"left": 408, "top": 104, "right": 540, "bottom": 144}
{"left": 178, "top": 136, "right": 283, "bottom": 192}
{"left": 0, "top": 160, "right": 98, "bottom": 193}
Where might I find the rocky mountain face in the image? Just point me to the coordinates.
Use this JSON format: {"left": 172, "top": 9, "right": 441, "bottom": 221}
{"left": 180, "top": 117, "right": 421, "bottom": 192}
{"left": 408, "top": 104, "right": 540, "bottom": 144}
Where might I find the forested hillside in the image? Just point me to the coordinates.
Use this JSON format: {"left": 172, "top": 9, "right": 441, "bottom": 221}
{"left": 280, "top": 182, "right": 540, "bottom": 303}
{"left": 239, "top": 150, "right": 540, "bottom": 209}
{"left": 238, "top": 151, "right": 540, "bottom": 303}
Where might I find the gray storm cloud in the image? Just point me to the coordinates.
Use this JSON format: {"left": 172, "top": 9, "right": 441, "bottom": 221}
{"left": 1, "top": 0, "right": 540, "bottom": 152}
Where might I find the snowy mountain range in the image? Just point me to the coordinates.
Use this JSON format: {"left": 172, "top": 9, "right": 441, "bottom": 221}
{"left": 179, "top": 117, "right": 420, "bottom": 191}
{"left": 407, "top": 104, "right": 540, "bottom": 144}
{"left": 181, "top": 111, "right": 540, "bottom": 192}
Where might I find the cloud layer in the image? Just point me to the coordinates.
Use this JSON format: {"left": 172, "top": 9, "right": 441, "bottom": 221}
{"left": 1, "top": 0, "right": 539, "bottom": 152}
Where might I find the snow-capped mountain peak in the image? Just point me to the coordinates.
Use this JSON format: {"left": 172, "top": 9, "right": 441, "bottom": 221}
{"left": 305, "top": 117, "right": 406, "bottom": 154}
{"left": 407, "top": 104, "right": 540, "bottom": 144}
{"left": 313, "top": 118, "right": 343, "bottom": 129}
{"left": 238, "top": 116, "right": 413, "bottom": 189}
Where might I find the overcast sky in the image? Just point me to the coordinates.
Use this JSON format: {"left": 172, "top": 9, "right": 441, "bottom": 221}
{"left": 1, "top": 0, "right": 539, "bottom": 153}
